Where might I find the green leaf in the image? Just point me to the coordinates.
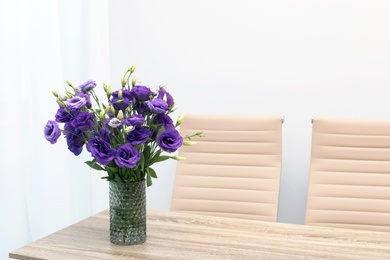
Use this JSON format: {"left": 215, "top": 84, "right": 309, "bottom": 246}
{"left": 115, "top": 174, "right": 123, "bottom": 183}
{"left": 149, "top": 150, "right": 162, "bottom": 166}
{"left": 147, "top": 167, "right": 158, "bottom": 178}
{"left": 135, "top": 169, "right": 143, "bottom": 181}
{"left": 143, "top": 145, "right": 151, "bottom": 159}
{"left": 139, "top": 152, "right": 145, "bottom": 170}
{"left": 101, "top": 176, "right": 113, "bottom": 182}
{"left": 146, "top": 172, "right": 153, "bottom": 187}
{"left": 85, "top": 160, "right": 105, "bottom": 171}
{"left": 156, "top": 126, "right": 165, "bottom": 137}
{"left": 106, "top": 165, "right": 119, "bottom": 173}
{"left": 155, "top": 155, "right": 170, "bottom": 163}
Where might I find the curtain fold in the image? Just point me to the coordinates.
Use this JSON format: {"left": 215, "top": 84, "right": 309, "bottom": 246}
{"left": 0, "top": 1, "right": 110, "bottom": 259}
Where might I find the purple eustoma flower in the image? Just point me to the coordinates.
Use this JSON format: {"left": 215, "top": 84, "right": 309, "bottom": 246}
{"left": 44, "top": 120, "right": 61, "bottom": 144}
{"left": 77, "top": 93, "right": 92, "bottom": 108}
{"left": 66, "top": 129, "right": 85, "bottom": 156}
{"left": 55, "top": 107, "right": 72, "bottom": 123}
{"left": 131, "top": 85, "right": 152, "bottom": 101}
{"left": 157, "top": 129, "right": 183, "bottom": 152}
{"left": 66, "top": 96, "right": 87, "bottom": 112}
{"left": 134, "top": 101, "right": 148, "bottom": 114}
{"left": 126, "top": 127, "right": 151, "bottom": 146}
{"left": 78, "top": 80, "right": 96, "bottom": 93}
{"left": 86, "top": 137, "right": 115, "bottom": 165}
{"left": 70, "top": 111, "right": 95, "bottom": 131}
{"left": 63, "top": 122, "right": 75, "bottom": 136}
{"left": 153, "top": 114, "right": 174, "bottom": 129}
{"left": 157, "top": 88, "right": 175, "bottom": 107}
{"left": 94, "top": 129, "right": 113, "bottom": 143}
{"left": 147, "top": 99, "right": 168, "bottom": 114}
{"left": 114, "top": 143, "right": 141, "bottom": 168}
{"left": 127, "top": 114, "right": 145, "bottom": 127}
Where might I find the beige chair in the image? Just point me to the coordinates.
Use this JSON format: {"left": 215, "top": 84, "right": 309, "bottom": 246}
{"left": 171, "top": 114, "right": 283, "bottom": 221}
{"left": 305, "top": 116, "right": 390, "bottom": 232}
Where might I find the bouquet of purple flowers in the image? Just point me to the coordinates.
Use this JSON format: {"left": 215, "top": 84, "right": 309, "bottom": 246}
{"left": 44, "top": 66, "right": 202, "bottom": 186}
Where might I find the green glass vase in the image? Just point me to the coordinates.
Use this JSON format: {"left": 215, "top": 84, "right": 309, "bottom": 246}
{"left": 109, "top": 180, "right": 146, "bottom": 245}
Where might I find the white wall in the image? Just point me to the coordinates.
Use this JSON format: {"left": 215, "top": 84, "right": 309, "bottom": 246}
{"left": 108, "top": 0, "right": 390, "bottom": 224}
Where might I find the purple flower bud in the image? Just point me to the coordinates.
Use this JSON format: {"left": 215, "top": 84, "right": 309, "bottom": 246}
{"left": 157, "top": 88, "right": 175, "bottom": 107}
{"left": 66, "top": 96, "right": 87, "bottom": 112}
{"left": 78, "top": 80, "right": 96, "bottom": 93}
{"left": 108, "top": 118, "right": 122, "bottom": 128}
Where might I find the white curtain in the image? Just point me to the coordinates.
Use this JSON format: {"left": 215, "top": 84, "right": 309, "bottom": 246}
{"left": 0, "top": 1, "right": 110, "bottom": 258}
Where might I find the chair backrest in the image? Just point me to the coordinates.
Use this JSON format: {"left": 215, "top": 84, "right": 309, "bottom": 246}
{"left": 305, "top": 116, "right": 390, "bottom": 232}
{"left": 171, "top": 114, "right": 283, "bottom": 221}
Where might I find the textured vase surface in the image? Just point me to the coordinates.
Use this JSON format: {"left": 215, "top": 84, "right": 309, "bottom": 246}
{"left": 109, "top": 180, "right": 146, "bottom": 245}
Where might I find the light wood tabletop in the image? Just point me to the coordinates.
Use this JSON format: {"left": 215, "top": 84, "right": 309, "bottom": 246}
{"left": 9, "top": 209, "right": 390, "bottom": 259}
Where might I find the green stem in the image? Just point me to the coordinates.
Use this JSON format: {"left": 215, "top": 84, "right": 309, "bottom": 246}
{"left": 90, "top": 90, "right": 102, "bottom": 111}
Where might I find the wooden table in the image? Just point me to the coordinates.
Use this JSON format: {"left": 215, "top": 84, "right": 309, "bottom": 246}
{"left": 10, "top": 210, "right": 390, "bottom": 259}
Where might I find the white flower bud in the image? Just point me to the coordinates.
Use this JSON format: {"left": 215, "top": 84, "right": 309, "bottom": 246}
{"left": 183, "top": 141, "right": 196, "bottom": 146}
{"left": 129, "top": 65, "right": 136, "bottom": 73}
{"left": 121, "top": 77, "right": 126, "bottom": 87}
{"left": 176, "top": 113, "right": 186, "bottom": 126}
{"left": 117, "top": 110, "right": 124, "bottom": 120}
{"left": 159, "top": 82, "right": 168, "bottom": 89}
{"left": 100, "top": 111, "right": 105, "bottom": 121}
{"left": 125, "top": 126, "right": 133, "bottom": 134}
{"left": 172, "top": 156, "right": 186, "bottom": 161}
{"left": 65, "top": 88, "right": 74, "bottom": 98}
{"left": 106, "top": 84, "right": 112, "bottom": 96}
{"left": 57, "top": 93, "right": 67, "bottom": 100}
{"left": 66, "top": 80, "right": 78, "bottom": 91}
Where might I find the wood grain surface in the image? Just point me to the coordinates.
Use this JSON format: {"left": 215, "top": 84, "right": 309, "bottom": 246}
{"left": 10, "top": 209, "right": 390, "bottom": 259}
